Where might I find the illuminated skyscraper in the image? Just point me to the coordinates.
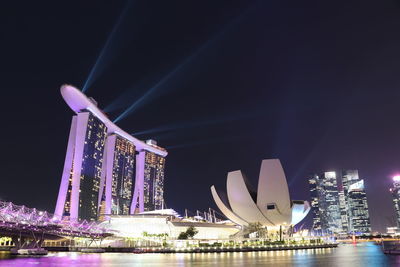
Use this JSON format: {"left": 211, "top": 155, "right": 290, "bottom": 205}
{"left": 309, "top": 169, "right": 371, "bottom": 235}
{"left": 308, "top": 172, "right": 342, "bottom": 233}
{"left": 55, "top": 111, "right": 107, "bottom": 221}
{"left": 390, "top": 176, "right": 400, "bottom": 227}
{"left": 338, "top": 190, "right": 348, "bottom": 233}
{"left": 308, "top": 174, "right": 321, "bottom": 231}
{"left": 143, "top": 144, "right": 166, "bottom": 211}
{"left": 320, "top": 171, "right": 342, "bottom": 233}
{"left": 342, "top": 170, "right": 371, "bottom": 234}
{"left": 102, "top": 134, "right": 136, "bottom": 216}
{"left": 131, "top": 140, "right": 166, "bottom": 212}
{"left": 55, "top": 85, "right": 167, "bottom": 222}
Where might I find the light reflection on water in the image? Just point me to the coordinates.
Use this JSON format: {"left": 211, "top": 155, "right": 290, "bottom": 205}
{"left": 0, "top": 242, "right": 399, "bottom": 267}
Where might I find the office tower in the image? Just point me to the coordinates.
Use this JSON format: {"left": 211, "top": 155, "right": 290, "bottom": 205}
{"left": 319, "top": 172, "right": 343, "bottom": 233}
{"left": 390, "top": 176, "right": 400, "bottom": 227}
{"left": 308, "top": 171, "right": 342, "bottom": 234}
{"left": 338, "top": 190, "right": 348, "bottom": 233}
{"left": 309, "top": 174, "right": 321, "bottom": 231}
{"left": 55, "top": 85, "right": 167, "bottom": 222}
{"left": 342, "top": 170, "right": 371, "bottom": 234}
{"left": 309, "top": 169, "right": 371, "bottom": 235}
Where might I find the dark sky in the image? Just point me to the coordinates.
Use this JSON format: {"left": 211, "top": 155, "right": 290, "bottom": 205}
{"left": 1, "top": 0, "right": 400, "bottom": 232}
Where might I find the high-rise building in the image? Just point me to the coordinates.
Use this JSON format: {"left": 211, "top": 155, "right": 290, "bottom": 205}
{"left": 338, "top": 190, "right": 348, "bottom": 233}
{"left": 321, "top": 171, "right": 342, "bottom": 233}
{"left": 55, "top": 85, "right": 167, "bottom": 221}
{"left": 308, "top": 171, "right": 342, "bottom": 233}
{"left": 342, "top": 170, "right": 371, "bottom": 234}
{"left": 131, "top": 141, "right": 166, "bottom": 213}
{"left": 346, "top": 179, "right": 371, "bottom": 233}
{"left": 102, "top": 134, "right": 136, "bottom": 216}
{"left": 390, "top": 176, "right": 400, "bottom": 227}
{"left": 55, "top": 111, "right": 108, "bottom": 221}
{"left": 143, "top": 148, "right": 166, "bottom": 211}
{"left": 308, "top": 174, "right": 321, "bottom": 231}
{"left": 308, "top": 169, "right": 371, "bottom": 235}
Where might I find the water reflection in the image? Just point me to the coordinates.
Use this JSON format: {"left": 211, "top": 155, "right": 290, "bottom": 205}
{"left": 0, "top": 243, "right": 399, "bottom": 266}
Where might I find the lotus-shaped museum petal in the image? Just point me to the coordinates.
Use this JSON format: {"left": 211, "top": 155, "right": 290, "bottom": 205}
{"left": 211, "top": 159, "right": 310, "bottom": 227}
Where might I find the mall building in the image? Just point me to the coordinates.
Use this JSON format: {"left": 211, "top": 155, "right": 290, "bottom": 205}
{"left": 100, "top": 210, "right": 239, "bottom": 241}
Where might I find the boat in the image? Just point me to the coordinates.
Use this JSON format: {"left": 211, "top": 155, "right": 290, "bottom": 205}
{"left": 10, "top": 248, "right": 48, "bottom": 255}
{"left": 382, "top": 240, "right": 400, "bottom": 254}
{"left": 80, "top": 248, "right": 105, "bottom": 253}
{"left": 132, "top": 248, "right": 144, "bottom": 254}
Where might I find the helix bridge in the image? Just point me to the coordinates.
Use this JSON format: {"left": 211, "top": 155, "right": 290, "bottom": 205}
{"left": 0, "top": 200, "right": 113, "bottom": 252}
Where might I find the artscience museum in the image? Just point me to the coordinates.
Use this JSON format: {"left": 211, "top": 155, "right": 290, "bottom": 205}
{"left": 211, "top": 159, "right": 310, "bottom": 234}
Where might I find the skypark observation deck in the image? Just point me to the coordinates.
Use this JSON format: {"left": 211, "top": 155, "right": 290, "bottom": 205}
{"left": 55, "top": 85, "right": 168, "bottom": 222}
{"left": 60, "top": 85, "right": 167, "bottom": 157}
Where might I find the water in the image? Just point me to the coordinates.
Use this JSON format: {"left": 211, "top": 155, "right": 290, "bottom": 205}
{"left": 0, "top": 242, "right": 398, "bottom": 267}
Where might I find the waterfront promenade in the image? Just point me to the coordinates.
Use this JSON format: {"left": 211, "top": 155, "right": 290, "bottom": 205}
{"left": 0, "top": 242, "right": 396, "bottom": 266}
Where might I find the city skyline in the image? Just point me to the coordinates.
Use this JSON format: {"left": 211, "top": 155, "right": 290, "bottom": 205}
{"left": 309, "top": 170, "right": 371, "bottom": 235}
{"left": 1, "top": 1, "right": 400, "bottom": 233}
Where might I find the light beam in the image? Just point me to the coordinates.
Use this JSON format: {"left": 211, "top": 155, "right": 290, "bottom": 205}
{"left": 132, "top": 110, "right": 259, "bottom": 136}
{"left": 166, "top": 135, "right": 243, "bottom": 150}
{"left": 82, "top": 2, "right": 134, "bottom": 93}
{"left": 113, "top": 4, "right": 257, "bottom": 123}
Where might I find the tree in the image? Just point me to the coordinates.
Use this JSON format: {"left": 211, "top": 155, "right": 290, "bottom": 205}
{"left": 177, "top": 226, "right": 199, "bottom": 240}
{"left": 247, "top": 222, "right": 267, "bottom": 238}
{"left": 186, "top": 226, "right": 199, "bottom": 239}
{"left": 178, "top": 232, "right": 189, "bottom": 240}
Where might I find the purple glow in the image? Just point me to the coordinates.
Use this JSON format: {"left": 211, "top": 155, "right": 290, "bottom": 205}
{"left": 56, "top": 85, "right": 168, "bottom": 221}
{"left": 393, "top": 175, "right": 400, "bottom": 182}
{"left": 131, "top": 150, "right": 145, "bottom": 213}
{"left": 54, "top": 116, "right": 77, "bottom": 219}
{"left": 60, "top": 85, "right": 167, "bottom": 157}
{"left": 0, "top": 200, "right": 112, "bottom": 238}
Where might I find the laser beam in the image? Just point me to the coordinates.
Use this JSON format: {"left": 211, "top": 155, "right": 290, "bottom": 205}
{"left": 82, "top": 1, "right": 134, "bottom": 93}
{"left": 132, "top": 110, "right": 259, "bottom": 136}
{"left": 166, "top": 135, "right": 243, "bottom": 150}
{"left": 113, "top": 40, "right": 210, "bottom": 123}
{"left": 113, "top": 4, "right": 257, "bottom": 123}
{"left": 103, "top": 76, "right": 154, "bottom": 113}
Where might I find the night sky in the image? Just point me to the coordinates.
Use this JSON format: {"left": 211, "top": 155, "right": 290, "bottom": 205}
{"left": 1, "top": 1, "right": 400, "bottom": 232}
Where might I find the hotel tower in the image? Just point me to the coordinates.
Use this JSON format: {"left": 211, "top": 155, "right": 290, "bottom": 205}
{"left": 54, "top": 85, "right": 167, "bottom": 221}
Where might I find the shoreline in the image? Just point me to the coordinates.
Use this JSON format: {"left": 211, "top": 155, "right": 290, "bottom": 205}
{"left": 32, "top": 243, "right": 340, "bottom": 253}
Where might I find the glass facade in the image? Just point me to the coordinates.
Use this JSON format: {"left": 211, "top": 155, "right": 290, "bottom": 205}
{"left": 144, "top": 151, "right": 166, "bottom": 211}
{"left": 78, "top": 112, "right": 107, "bottom": 221}
{"left": 346, "top": 180, "right": 371, "bottom": 233}
{"left": 111, "top": 135, "right": 136, "bottom": 215}
{"left": 56, "top": 87, "right": 169, "bottom": 222}
{"left": 338, "top": 190, "right": 349, "bottom": 233}
{"left": 308, "top": 174, "right": 321, "bottom": 231}
{"left": 390, "top": 179, "right": 400, "bottom": 228}
{"left": 342, "top": 170, "right": 371, "bottom": 234}
{"left": 309, "top": 169, "right": 371, "bottom": 235}
{"left": 308, "top": 171, "right": 342, "bottom": 234}
{"left": 62, "top": 166, "right": 74, "bottom": 219}
{"left": 342, "top": 170, "right": 359, "bottom": 194}
{"left": 320, "top": 172, "right": 342, "bottom": 233}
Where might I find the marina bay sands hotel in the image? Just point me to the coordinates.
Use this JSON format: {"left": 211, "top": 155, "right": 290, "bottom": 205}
{"left": 54, "top": 85, "right": 168, "bottom": 222}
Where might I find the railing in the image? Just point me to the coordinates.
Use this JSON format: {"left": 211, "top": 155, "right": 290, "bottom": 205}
{"left": 0, "top": 200, "right": 112, "bottom": 239}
